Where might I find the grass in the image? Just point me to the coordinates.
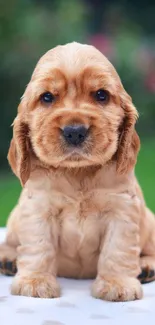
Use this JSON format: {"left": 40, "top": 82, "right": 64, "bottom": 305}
{"left": 136, "top": 140, "right": 155, "bottom": 211}
{"left": 0, "top": 140, "right": 154, "bottom": 227}
{"left": 0, "top": 174, "right": 21, "bottom": 226}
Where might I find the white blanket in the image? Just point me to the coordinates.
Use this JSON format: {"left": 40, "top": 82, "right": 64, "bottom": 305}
{"left": 0, "top": 228, "right": 155, "bottom": 325}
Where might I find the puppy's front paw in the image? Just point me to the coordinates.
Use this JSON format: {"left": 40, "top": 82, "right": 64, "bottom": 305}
{"left": 91, "top": 276, "right": 143, "bottom": 302}
{"left": 11, "top": 274, "right": 61, "bottom": 298}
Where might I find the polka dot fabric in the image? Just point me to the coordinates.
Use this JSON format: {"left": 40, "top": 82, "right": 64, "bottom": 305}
{"left": 0, "top": 228, "right": 155, "bottom": 325}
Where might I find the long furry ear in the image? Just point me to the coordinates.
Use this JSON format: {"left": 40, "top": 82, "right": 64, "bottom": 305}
{"left": 7, "top": 138, "right": 18, "bottom": 177}
{"left": 7, "top": 115, "right": 31, "bottom": 186}
{"left": 116, "top": 91, "right": 140, "bottom": 174}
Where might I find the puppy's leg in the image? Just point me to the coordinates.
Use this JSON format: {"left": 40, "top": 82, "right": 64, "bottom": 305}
{"left": 0, "top": 206, "right": 19, "bottom": 276}
{"left": 91, "top": 205, "right": 143, "bottom": 302}
{"left": 11, "top": 208, "right": 60, "bottom": 298}
{"left": 138, "top": 208, "right": 155, "bottom": 284}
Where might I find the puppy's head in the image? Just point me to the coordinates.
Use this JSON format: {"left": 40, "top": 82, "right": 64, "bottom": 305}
{"left": 8, "top": 42, "right": 140, "bottom": 185}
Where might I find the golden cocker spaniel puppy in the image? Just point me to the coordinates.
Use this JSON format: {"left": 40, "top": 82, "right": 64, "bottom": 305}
{"left": 0, "top": 42, "right": 155, "bottom": 302}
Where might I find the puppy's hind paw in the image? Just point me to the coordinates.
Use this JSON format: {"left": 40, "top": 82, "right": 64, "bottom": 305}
{"left": 0, "top": 243, "right": 17, "bottom": 276}
{"left": 0, "top": 260, "right": 17, "bottom": 276}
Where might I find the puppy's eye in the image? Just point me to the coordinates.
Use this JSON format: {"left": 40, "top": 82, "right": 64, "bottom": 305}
{"left": 40, "top": 92, "right": 54, "bottom": 103}
{"left": 95, "top": 89, "right": 108, "bottom": 102}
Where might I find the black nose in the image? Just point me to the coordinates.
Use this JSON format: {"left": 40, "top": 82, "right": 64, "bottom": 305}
{"left": 63, "top": 125, "right": 88, "bottom": 145}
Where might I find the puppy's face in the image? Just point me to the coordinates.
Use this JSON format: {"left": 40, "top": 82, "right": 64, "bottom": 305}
{"left": 9, "top": 43, "right": 140, "bottom": 184}
{"left": 20, "top": 43, "right": 126, "bottom": 167}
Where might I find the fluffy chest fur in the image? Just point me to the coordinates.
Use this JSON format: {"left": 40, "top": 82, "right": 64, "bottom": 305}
{"left": 54, "top": 185, "right": 105, "bottom": 278}
{"left": 18, "top": 167, "right": 140, "bottom": 279}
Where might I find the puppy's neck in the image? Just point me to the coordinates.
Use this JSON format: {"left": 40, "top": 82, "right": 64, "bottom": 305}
{"left": 30, "top": 157, "right": 134, "bottom": 191}
{"left": 55, "top": 165, "right": 102, "bottom": 179}
{"left": 54, "top": 163, "right": 134, "bottom": 189}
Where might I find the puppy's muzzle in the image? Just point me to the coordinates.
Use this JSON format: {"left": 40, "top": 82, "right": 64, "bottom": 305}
{"left": 63, "top": 125, "right": 88, "bottom": 145}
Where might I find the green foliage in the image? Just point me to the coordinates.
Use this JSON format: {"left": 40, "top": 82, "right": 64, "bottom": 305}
{"left": 112, "top": 30, "right": 155, "bottom": 137}
{"left": 0, "top": 0, "right": 87, "bottom": 168}
{"left": 0, "top": 0, "right": 155, "bottom": 185}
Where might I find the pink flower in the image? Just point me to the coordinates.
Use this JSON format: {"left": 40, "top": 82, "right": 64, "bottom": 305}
{"left": 88, "top": 34, "right": 113, "bottom": 58}
{"left": 145, "top": 70, "right": 155, "bottom": 93}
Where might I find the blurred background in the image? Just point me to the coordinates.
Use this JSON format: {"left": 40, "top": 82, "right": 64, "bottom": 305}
{"left": 0, "top": 0, "right": 155, "bottom": 226}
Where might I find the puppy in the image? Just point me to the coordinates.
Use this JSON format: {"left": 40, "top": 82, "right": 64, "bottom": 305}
{"left": 0, "top": 42, "right": 155, "bottom": 301}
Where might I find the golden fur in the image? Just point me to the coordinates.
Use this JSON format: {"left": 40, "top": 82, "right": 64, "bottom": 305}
{"left": 0, "top": 42, "right": 155, "bottom": 301}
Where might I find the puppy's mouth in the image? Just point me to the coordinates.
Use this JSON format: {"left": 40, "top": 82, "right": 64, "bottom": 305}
{"left": 62, "top": 144, "right": 90, "bottom": 161}
{"left": 64, "top": 148, "right": 87, "bottom": 159}
{"left": 59, "top": 149, "right": 95, "bottom": 168}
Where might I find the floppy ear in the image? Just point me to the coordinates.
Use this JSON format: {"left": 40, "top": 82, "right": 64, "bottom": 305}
{"left": 7, "top": 138, "right": 18, "bottom": 177}
{"left": 7, "top": 114, "right": 31, "bottom": 186}
{"left": 116, "top": 91, "right": 140, "bottom": 174}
